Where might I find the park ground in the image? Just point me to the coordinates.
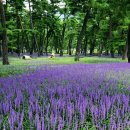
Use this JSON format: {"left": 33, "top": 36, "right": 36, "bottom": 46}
{"left": 0, "top": 56, "right": 130, "bottom": 129}
{"left": 0, "top": 56, "right": 126, "bottom": 77}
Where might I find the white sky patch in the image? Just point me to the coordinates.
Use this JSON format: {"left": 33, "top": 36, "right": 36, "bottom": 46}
{"left": 3, "top": 0, "right": 29, "bottom": 10}
{"left": 55, "top": 1, "right": 65, "bottom": 19}
{"left": 48, "top": 0, "right": 51, "bottom": 4}
{"left": 3, "top": 0, "right": 65, "bottom": 19}
{"left": 24, "top": 2, "right": 29, "bottom": 10}
{"left": 2, "top": 0, "right": 6, "bottom": 4}
{"left": 24, "top": 1, "right": 65, "bottom": 11}
{"left": 3, "top": 0, "right": 65, "bottom": 9}
{"left": 56, "top": 2, "right": 65, "bottom": 8}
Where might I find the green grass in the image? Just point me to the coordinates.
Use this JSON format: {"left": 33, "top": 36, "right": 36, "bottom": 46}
{"left": 0, "top": 56, "right": 127, "bottom": 77}
{"left": 39, "top": 56, "right": 126, "bottom": 64}
{"left": 80, "top": 56, "right": 126, "bottom": 63}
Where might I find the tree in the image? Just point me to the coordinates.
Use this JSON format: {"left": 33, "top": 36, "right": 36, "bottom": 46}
{"left": 1, "top": 0, "right": 130, "bottom": 62}
{"left": 127, "top": 24, "right": 130, "bottom": 63}
{"left": 28, "top": 0, "right": 38, "bottom": 55}
{"left": 75, "top": 11, "right": 89, "bottom": 61}
{"left": 122, "top": 42, "right": 128, "bottom": 60}
{"left": 0, "top": 0, "right": 9, "bottom": 65}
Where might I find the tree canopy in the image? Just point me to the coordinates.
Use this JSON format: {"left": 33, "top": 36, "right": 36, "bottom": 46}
{"left": 0, "top": 0, "right": 130, "bottom": 64}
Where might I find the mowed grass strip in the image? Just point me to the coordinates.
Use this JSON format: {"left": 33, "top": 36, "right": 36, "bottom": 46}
{"left": 0, "top": 56, "right": 127, "bottom": 77}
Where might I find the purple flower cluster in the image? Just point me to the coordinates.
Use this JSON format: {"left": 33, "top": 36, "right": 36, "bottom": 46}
{"left": 0, "top": 63, "right": 130, "bottom": 129}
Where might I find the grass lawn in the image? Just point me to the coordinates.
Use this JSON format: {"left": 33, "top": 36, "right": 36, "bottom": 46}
{"left": 0, "top": 56, "right": 127, "bottom": 77}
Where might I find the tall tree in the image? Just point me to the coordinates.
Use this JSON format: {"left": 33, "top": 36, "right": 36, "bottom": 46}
{"left": 0, "top": 41, "right": 2, "bottom": 57}
{"left": 122, "top": 42, "right": 128, "bottom": 60}
{"left": 75, "top": 11, "right": 89, "bottom": 61}
{"left": 127, "top": 24, "right": 130, "bottom": 63}
{"left": 28, "top": 0, "right": 38, "bottom": 55}
{"left": 0, "top": 0, "right": 9, "bottom": 65}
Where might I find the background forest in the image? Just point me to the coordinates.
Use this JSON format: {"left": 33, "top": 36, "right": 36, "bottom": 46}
{"left": 0, "top": 0, "right": 130, "bottom": 63}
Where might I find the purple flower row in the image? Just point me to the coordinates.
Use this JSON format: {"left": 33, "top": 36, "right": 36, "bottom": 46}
{"left": 0, "top": 63, "right": 130, "bottom": 129}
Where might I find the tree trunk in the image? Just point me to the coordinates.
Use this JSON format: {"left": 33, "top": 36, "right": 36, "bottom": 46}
{"left": 45, "top": 26, "right": 50, "bottom": 56}
{"left": 83, "top": 33, "right": 88, "bottom": 56}
{"left": 28, "top": 0, "right": 37, "bottom": 55}
{"left": 90, "top": 38, "right": 96, "bottom": 55}
{"left": 45, "top": 34, "right": 49, "bottom": 56}
{"left": 0, "top": 41, "right": 2, "bottom": 57}
{"left": 60, "top": 5, "right": 69, "bottom": 56}
{"left": 127, "top": 24, "right": 130, "bottom": 63}
{"left": 54, "top": 36, "right": 58, "bottom": 54}
{"left": 16, "top": 33, "right": 20, "bottom": 57}
{"left": 122, "top": 42, "right": 128, "bottom": 60}
{"left": 90, "top": 25, "right": 96, "bottom": 55}
{"left": 15, "top": 3, "right": 24, "bottom": 56}
{"left": 21, "top": 31, "right": 25, "bottom": 53}
{"left": 109, "top": 15, "right": 114, "bottom": 58}
{"left": 39, "top": 30, "right": 45, "bottom": 56}
{"left": 75, "top": 11, "right": 89, "bottom": 61}
{"left": 60, "top": 21, "right": 66, "bottom": 56}
{"left": 110, "top": 47, "right": 114, "bottom": 58}
{"left": 0, "top": 0, "right": 9, "bottom": 65}
{"left": 38, "top": 33, "right": 42, "bottom": 56}
{"left": 26, "top": 34, "right": 31, "bottom": 52}
{"left": 105, "top": 50, "right": 109, "bottom": 56}
{"left": 45, "top": 28, "right": 52, "bottom": 56}
{"left": 99, "top": 41, "right": 103, "bottom": 57}
{"left": 68, "top": 37, "right": 73, "bottom": 55}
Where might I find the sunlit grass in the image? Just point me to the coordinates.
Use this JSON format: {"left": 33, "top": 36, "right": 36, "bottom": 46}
{"left": 0, "top": 56, "right": 127, "bottom": 77}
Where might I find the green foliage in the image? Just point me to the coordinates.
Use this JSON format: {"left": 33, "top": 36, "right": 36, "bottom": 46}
{"left": 1, "top": 0, "right": 130, "bottom": 62}
{"left": 23, "top": 91, "right": 30, "bottom": 130}
{"left": 0, "top": 115, "right": 9, "bottom": 130}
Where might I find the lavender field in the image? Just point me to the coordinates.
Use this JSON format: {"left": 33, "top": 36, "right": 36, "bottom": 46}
{"left": 0, "top": 63, "right": 130, "bottom": 130}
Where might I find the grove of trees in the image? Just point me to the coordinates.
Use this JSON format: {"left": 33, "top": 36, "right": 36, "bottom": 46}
{"left": 0, "top": 0, "right": 130, "bottom": 64}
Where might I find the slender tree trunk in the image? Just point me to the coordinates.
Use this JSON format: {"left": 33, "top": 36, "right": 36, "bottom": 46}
{"left": 110, "top": 47, "right": 114, "bottom": 58}
{"left": 26, "top": 34, "right": 31, "bottom": 52}
{"left": 109, "top": 15, "right": 114, "bottom": 58}
{"left": 15, "top": 4, "right": 24, "bottom": 56}
{"left": 68, "top": 37, "right": 73, "bottom": 55}
{"left": 54, "top": 36, "right": 58, "bottom": 54}
{"left": 60, "top": 5, "right": 69, "bottom": 56}
{"left": 104, "top": 39, "right": 109, "bottom": 55}
{"left": 19, "top": 16, "right": 24, "bottom": 54}
{"left": 28, "top": 0, "right": 37, "bottom": 55}
{"left": 16, "top": 33, "right": 20, "bottom": 57}
{"left": 0, "top": 41, "right": 2, "bottom": 57}
{"left": 38, "top": 33, "right": 42, "bottom": 56}
{"left": 75, "top": 11, "right": 89, "bottom": 61}
{"left": 45, "top": 34, "right": 49, "bottom": 56}
{"left": 105, "top": 50, "right": 109, "bottom": 56}
{"left": 90, "top": 25, "right": 96, "bottom": 55}
{"left": 81, "top": 42, "right": 83, "bottom": 54}
{"left": 54, "top": 36, "right": 59, "bottom": 54}
{"left": 0, "top": 0, "right": 9, "bottom": 65}
{"left": 16, "top": 9, "right": 20, "bottom": 56}
{"left": 60, "top": 20, "right": 66, "bottom": 56}
{"left": 45, "top": 27, "right": 50, "bottom": 56}
{"left": 127, "top": 24, "right": 130, "bottom": 63}
{"left": 83, "top": 33, "right": 88, "bottom": 56}
{"left": 21, "top": 31, "right": 25, "bottom": 53}
{"left": 45, "top": 28, "right": 52, "bottom": 56}
{"left": 90, "top": 37, "right": 96, "bottom": 55}
{"left": 39, "top": 30, "right": 45, "bottom": 56}
{"left": 122, "top": 42, "right": 128, "bottom": 60}
{"left": 99, "top": 41, "right": 103, "bottom": 57}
